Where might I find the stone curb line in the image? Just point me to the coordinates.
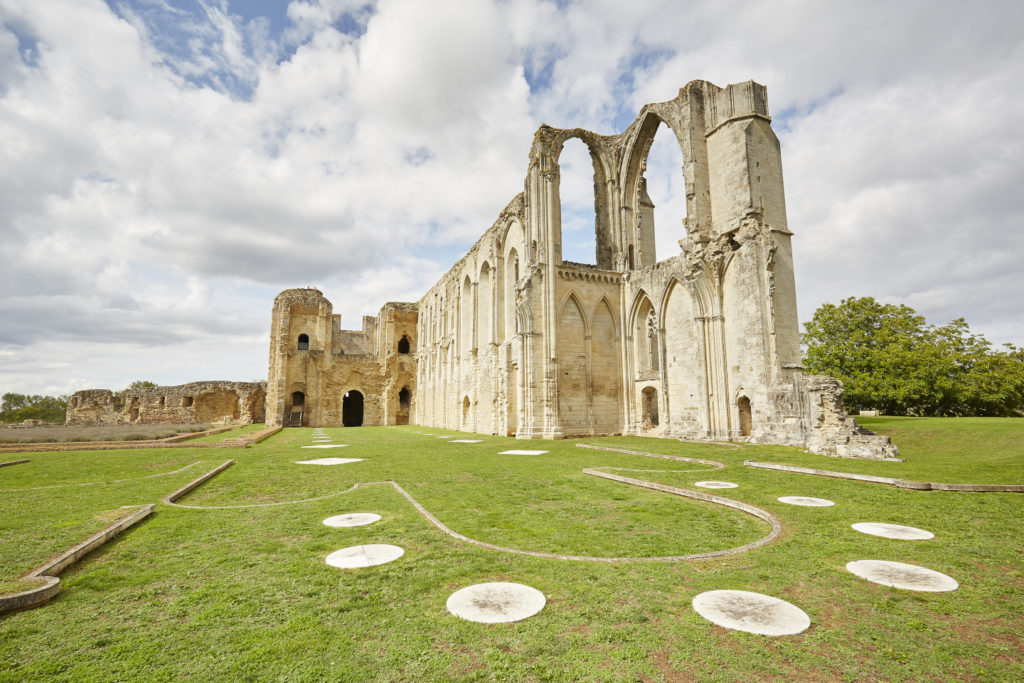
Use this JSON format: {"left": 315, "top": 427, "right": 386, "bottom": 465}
{"left": 576, "top": 443, "right": 726, "bottom": 469}
{"left": 0, "top": 504, "right": 155, "bottom": 615}
{"left": 162, "top": 460, "right": 235, "bottom": 504}
{"left": 167, "top": 463, "right": 780, "bottom": 562}
{"left": 744, "top": 461, "right": 1024, "bottom": 492}
{"left": 0, "top": 459, "right": 29, "bottom": 468}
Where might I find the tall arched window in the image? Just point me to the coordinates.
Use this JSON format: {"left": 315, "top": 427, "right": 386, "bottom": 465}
{"left": 297, "top": 334, "right": 309, "bottom": 350}
{"left": 478, "top": 263, "right": 491, "bottom": 346}
{"left": 398, "top": 335, "right": 410, "bottom": 354}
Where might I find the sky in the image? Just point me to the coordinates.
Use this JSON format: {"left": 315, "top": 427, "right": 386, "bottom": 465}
{"left": 1, "top": 0, "right": 1022, "bottom": 396}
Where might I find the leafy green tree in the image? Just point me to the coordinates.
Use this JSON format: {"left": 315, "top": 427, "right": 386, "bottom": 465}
{"left": 802, "top": 297, "right": 1023, "bottom": 416}
{"left": 127, "top": 380, "right": 158, "bottom": 391}
{"left": 0, "top": 393, "right": 69, "bottom": 423}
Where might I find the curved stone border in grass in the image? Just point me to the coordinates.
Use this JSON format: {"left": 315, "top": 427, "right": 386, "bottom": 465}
{"left": 0, "top": 504, "right": 155, "bottom": 615}
{"left": 576, "top": 444, "right": 726, "bottom": 469}
{"left": 745, "top": 461, "right": 1024, "bottom": 492}
{"left": 0, "top": 458, "right": 29, "bottom": 468}
{"left": 1, "top": 461, "right": 204, "bottom": 493}
{"left": 168, "top": 475, "right": 781, "bottom": 563}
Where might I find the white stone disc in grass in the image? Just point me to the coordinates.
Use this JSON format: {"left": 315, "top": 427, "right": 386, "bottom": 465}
{"left": 295, "top": 457, "right": 364, "bottom": 465}
{"left": 300, "top": 444, "right": 349, "bottom": 449}
{"left": 692, "top": 590, "right": 811, "bottom": 636}
{"left": 325, "top": 544, "right": 404, "bottom": 569}
{"left": 851, "top": 523, "right": 934, "bottom": 540}
{"left": 778, "top": 496, "right": 835, "bottom": 507}
{"left": 694, "top": 481, "right": 738, "bottom": 489}
{"left": 323, "top": 513, "right": 382, "bottom": 527}
{"left": 436, "top": 436, "right": 454, "bottom": 439}
{"left": 499, "top": 450, "right": 549, "bottom": 456}
{"left": 446, "top": 582, "right": 546, "bottom": 623}
{"left": 450, "top": 439, "right": 483, "bottom": 443}
{"left": 846, "top": 560, "right": 958, "bottom": 592}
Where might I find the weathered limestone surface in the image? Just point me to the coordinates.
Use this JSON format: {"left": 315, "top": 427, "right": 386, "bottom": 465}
{"left": 66, "top": 381, "right": 266, "bottom": 426}
{"left": 265, "top": 289, "right": 417, "bottom": 427}
{"left": 266, "top": 79, "right": 895, "bottom": 459}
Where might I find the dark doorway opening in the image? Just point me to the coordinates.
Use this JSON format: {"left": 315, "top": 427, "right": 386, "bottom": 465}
{"left": 642, "top": 386, "right": 659, "bottom": 427}
{"left": 297, "top": 334, "right": 309, "bottom": 350}
{"left": 738, "top": 396, "right": 752, "bottom": 437}
{"left": 397, "top": 336, "right": 410, "bottom": 354}
{"left": 397, "top": 387, "right": 411, "bottom": 425}
{"left": 343, "top": 390, "right": 364, "bottom": 427}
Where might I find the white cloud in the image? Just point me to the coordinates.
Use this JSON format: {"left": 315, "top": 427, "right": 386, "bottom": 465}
{"left": 1, "top": 0, "right": 1022, "bottom": 396}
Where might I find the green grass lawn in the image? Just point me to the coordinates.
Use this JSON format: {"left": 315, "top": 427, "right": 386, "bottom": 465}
{"left": 1, "top": 419, "right": 1021, "bottom": 681}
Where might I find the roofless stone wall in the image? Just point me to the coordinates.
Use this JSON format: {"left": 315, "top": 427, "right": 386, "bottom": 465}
{"left": 66, "top": 381, "right": 267, "bottom": 426}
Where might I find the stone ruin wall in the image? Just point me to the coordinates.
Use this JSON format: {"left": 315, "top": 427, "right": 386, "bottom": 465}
{"left": 66, "top": 381, "right": 267, "bottom": 427}
{"left": 264, "top": 290, "right": 418, "bottom": 428}
{"left": 265, "top": 79, "right": 897, "bottom": 460}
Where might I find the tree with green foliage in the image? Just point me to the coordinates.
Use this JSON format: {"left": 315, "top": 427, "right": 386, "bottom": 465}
{"left": 0, "top": 393, "right": 69, "bottom": 423}
{"left": 802, "top": 297, "right": 1024, "bottom": 416}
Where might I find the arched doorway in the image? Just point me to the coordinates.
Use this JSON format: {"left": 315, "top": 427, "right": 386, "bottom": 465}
{"left": 342, "top": 391, "right": 364, "bottom": 427}
{"left": 641, "top": 386, "right": 659, "bottom": 428}
{"left": 738, "top": 396, "right": 752, "bottom": 437}
{"left": 288, "top": 391, "right": 305, "bottom": 427}
{"left": 397, "top": 387, "right": 411, "bottom": 425}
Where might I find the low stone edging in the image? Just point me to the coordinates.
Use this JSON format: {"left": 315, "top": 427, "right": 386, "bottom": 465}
{"left": 744, "top": 461, "right": 1024, "bottom": 492}
{"left": 0, "top": 504, "right": 155, "bottom": 615}
{"left": 0, "top": 425, "right": 281, "bottom": 454}
{"left": 163, "top": 460, "right": 234, "bottom": 504}
{"left": 0, "top": 459, "right": 29, "bottom": 468}
{"left": 576, "top": 443, "right": 726, "bottom": 468}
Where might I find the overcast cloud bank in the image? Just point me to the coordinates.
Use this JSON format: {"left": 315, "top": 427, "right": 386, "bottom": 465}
{"left": 1, "top": 0, "right": 1022, "bottom": 395}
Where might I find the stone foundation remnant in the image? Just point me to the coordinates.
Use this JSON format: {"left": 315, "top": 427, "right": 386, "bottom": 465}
{"left": 66, "top": 381, "right": 266, "bottom": 426}
{"left": 265, "top": 79, "right": 896, "bottom": 459}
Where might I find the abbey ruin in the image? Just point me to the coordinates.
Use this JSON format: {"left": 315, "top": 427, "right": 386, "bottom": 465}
{"left": 265, "top": 80, "right": 896, "bottom": 459}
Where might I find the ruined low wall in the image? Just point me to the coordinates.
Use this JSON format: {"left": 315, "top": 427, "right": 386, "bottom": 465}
{"left": 66, "top": 381, "right": 267, "bottom": 427}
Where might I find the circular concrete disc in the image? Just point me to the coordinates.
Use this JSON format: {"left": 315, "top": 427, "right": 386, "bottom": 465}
{"left": 499, "top": 449, "right": 549, "bottom": 456}
{"left": 323, "top": 513, "right": 382, "bottom": 527}
{"left": 446, "top": 582, "right": 546, "bottom": 623}
{"left": 326, "top": 544, "right": 404, "bottom": 569}
{"left": 694, "top": 481, "right": 739, "bottom": 489}
{"left": 851, "top": 522, "right": 934, "bottom": 540}
{"left": 295, "top": 457, "right": 363, "bottom": 465}
{"left": 846, "top": 560, "right": 958, "bottom": 592}
{"left": 778, "top": 496, "right": 835, "bottom": 507}
{"left": 692, "top": 590, "right": 811, "bottom": 636}
{"left": 300, "top": 444, "right": 349, "bottom": 449}
{"left": 449, "top": 439, "right": 483, "bottom": 443}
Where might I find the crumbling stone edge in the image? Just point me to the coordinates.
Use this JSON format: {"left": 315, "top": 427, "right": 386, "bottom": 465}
{"left": 744, "top": 461, "right": 1024, "bottom": 492}
{"left": 0, "top": 459, "right": 29, "bottom": 468}
{"left": 0, "top": 504, "right": 155, "bottom": 615}
{"left": 162, "top": 460, "right": 235, "bottom": 504}
{"left": 576, "top": 443, "right": 726, "bottom": 469}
